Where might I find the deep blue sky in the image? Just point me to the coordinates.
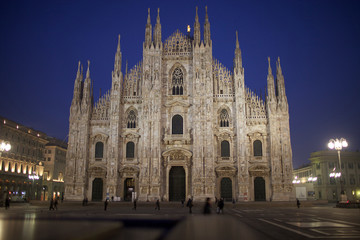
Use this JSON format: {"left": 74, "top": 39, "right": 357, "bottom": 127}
{"left": 1, "top": 0, "right": 359, "bottom": 169}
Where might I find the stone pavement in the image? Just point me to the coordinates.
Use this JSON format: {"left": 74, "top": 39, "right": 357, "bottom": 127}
{"left": 0, "top": 200, "right": 331, "bottom": 240}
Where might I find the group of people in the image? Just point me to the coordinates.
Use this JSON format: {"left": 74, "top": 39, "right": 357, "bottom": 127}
{"left": 49, "top": 198, "right": 59, "bottom": 210}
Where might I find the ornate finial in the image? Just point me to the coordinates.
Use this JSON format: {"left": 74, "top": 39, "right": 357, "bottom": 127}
{"left": 276, "top": 56, "right": 283, "bottom": 76}
{"left": 76, "top": 61, "right": 81, "bottom": 78}
{"left": 236, "top": 31, "right": 239, "bottom": 49}
{"left": 196, "top": 6, "right": 199, "bottom": 19}
{"left": 117, "top": 34, "right": 121, "bottom": 51}
{"left": 205, "top": 6, "right": 208, "bottom": 20}
{"left": 86, "top": 60, "right": 90, "bottom": 78}
{"left": 268, "top": 57, "right": 272, "bottom": 74}
{"left": 147, "top": 8, "right": 151, "bottom": 24}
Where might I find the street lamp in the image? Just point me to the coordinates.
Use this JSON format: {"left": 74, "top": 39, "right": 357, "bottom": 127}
{"left": 0, "top": 140, "right": 11, "bottom": 156}
{"left": 328, "top": 138, "right": 348, "bottom": 202}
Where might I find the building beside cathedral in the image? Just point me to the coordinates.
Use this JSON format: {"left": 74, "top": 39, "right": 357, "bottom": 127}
{"left": 64, "top": 7, "right": 294, "bottom": 202}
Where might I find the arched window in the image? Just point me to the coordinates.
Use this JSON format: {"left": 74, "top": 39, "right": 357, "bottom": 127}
{"left": 1, "top": 161, "right": 4, "bottom": 171}
{"left": 172, "top": 115, "right": 183, "bottom": 134}
{"left": 253, "top": 140, "right": 262, "bottom": 156}
{"left": 221, "top": 140, "right": 230, "bottom": 157}
{"left": 127, "top": 110, "right": 137, "bottom": 128}
{"left": 14, "top": 163, "right": 18, "bottom": 173}
{"left": 8, "top": 162, "right": 11, "bottom": 172}
{"left": 172, "top": 68, "right": 184, "bottom": 95}
{"left": 95, "top": 142, "right": 104, "bottom": 159}
{"left": 126, "top": 142, "right": 135, "bottom": 158}
{"left": 220, "top": 109, "right": 229, "bottom": 127}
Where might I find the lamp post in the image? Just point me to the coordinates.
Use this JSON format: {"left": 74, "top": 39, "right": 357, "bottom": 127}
{"left": 0, "top": 140, "right": 11, "bottom": 156}
{"left": 328, "top": 138, "right": 348, "bottom": 202}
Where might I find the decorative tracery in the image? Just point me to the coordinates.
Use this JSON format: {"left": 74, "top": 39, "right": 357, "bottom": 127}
{"left": 172, "top": 68, "right": 184, "bottom": 95}
{"left": 220, "top": 109, "right": 230, "bottom": 127}
{"left": 163, "top": 30, "right": 192, "bottom": 56}
{"left": 213, "top": 59, "right": 233, "bottom": 95}
{"left": 127, "top": 110, "right": 137, "bottom": 128}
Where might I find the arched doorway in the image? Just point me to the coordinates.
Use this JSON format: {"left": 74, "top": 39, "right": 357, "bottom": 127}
{"left": 124, "top": 178, "right": 135, "bottom": 201}
{"left": 220, "top": 177, "right": 232, "bottom": 201}
{"left": 92, "top": 178, "right": 103, "bottom": 201}
{"left": 169, "top": 166, "right": 185, "bottom": 201}
{"left": 254, "top": 177, "right": 266, "bottom": 201}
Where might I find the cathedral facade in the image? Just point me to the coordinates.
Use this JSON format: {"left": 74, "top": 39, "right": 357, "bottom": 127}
{"left": 64, "top": 7, "right": 294, "bottom": 202}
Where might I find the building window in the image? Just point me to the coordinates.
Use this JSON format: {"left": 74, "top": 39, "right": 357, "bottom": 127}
{"left": 172, "top": 67, "right": 184, "bottom": 95}
{"left": 317, "top": 175, "right": 322, "bottom": 185}
{"left": 172, "top": 115, "right": 183, "bottom": 134}
{"left": 253, "top": 140, "right": 262, "bottom": 157}
{"left": 221, "top": 140, "right": 230, "bottom": 157}
{"left": 47, "top": 158, "right": 51, "bottom": 161}
{"left": 348, "top": 163, "right": 354, "bottom": 169}
{"left": 349, "top": 176, "right": 355, "bottom": 185}
{"left": 95, "top": 142, "right": 104, "bottom": 159}
{"left": 330, "top": 177, "right": 336, "bottom": 185}
{"left": 126, "top": 142, "right": 135, "bottom": 158}
{"left": 127, "top": 110, "right": 137, "bottom": 128}
{"left": 316, "top": 163, "right": 320, "bottom": 169}
{"left": 328, "top": 162, "right": 335, "bottom": 169}
{"left": 318, "top": 191, "right": 322, "bottom": 199}
{"left": 219, "top": 109, "right": 229, "bottom": 127}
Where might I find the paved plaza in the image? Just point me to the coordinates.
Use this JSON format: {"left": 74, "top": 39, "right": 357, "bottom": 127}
{"left": 0, "top": 201, "right": 359, "bottom": 240}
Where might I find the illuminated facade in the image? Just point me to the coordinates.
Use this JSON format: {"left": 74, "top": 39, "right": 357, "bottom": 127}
{"left": 309, "top": 151, "right": 360, "bottom": 202}
{"left": 43, "top": 139, "right": 67, "bottom": 201}
{"left": 0, "top": 116, "right": 45, "bottom": 203}
{"left": 65, "top": 7, "right": 294, "bottom": 202}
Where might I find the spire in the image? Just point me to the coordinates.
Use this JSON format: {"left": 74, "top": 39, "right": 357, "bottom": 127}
{"left": 204, "top": 6, "right": 211, "bottom": 46}
{"left": 194, "top": 6, "right": 201, "bottom": 47}
{"left": 76, "top": 61, "right": 81, "bottom": 79}
{"left": 113, "top": 34, "right": 122, "bottom": 76}
{"left": 153, "top": 8, "right": 162, "bottom": 48}
{"left": 86, "top": 60, "right": 90, "bottom": 79}
{"left": 233, "top": 31, "right": 242, "bottom": 73}
{"left": 276, "top": 57, "right": 288, "bottom": 106}
{"left": 145, "top": 8, "right": 152, "bottom": 48}
{"left": 267, "top": 57, "right": 276, "bottom": 102}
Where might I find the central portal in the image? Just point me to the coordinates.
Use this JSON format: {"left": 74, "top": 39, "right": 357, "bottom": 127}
{"left": 169, "top": 166, "right": 185, "bottom": 201}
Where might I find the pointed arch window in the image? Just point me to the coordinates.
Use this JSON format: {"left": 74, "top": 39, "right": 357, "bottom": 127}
{"left": 1, "top": 161, "right": 5, "bottom": 171}
{"left": 220, "top": 109, "right": 230, "bottom": 127}
{"left": 95, "top": 142, "right": 104, "bottom": 159}
{"left": 172, "top": 68, "right": 184, "bottom": 95}
{"left": 127, "top": 110, "right": 137, "bottom": 128}
{"left": 253, "top": 140, "right": 262, "bottom": 157}
{"left": 172, "top": 115, "right": 183, "bottom": 134}
{"left": 126, "top": 142, "right": 135, "bottom": 158}
{"left": 8, "top": 162, "right": 11, "bottom": 172}
{"left": 221, "top": 140, "right": 230, "bottom": 157}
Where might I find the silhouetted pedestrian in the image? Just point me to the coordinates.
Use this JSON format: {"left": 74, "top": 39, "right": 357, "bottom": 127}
{"left": 49, "top": 199, "right": 55, "bottom": 210}
{"left": 181, "top": 199, "right": 184, "bottom": 207}
{"left": 186, "top": 198, "right": 193, "bottom": 213}
{"left": 155, "top": 199, "right": 160, "bottom": 210}
{"left": 82, "top": 197, "right": 86, "bottom": 206}
{"left": 215, "top": 196, "right": 218, "bottom": 205}
{"left": 203, "top": 197, "right": 211, "bottom": 214}
{"left": 217, "top": 198, "right": 224, "bottom": 214}
{"left": 296, "top": 199, "right": 300, "bottom": 208}
{"left": 133, "top": 199, "right": 137, "bottom": 210}
{"left": 54, "top": 198, "right": 58, "bottom": 210}
{"left": 5, "top": 197, "right": 10, "bottom": 209}
{"left": 104, "top": 199, "right": 109, "bottom": 211}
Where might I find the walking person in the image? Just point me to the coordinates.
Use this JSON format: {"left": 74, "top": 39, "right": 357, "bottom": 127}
{"left": 217, "top": 198, "right": 224, "bottom": 214}
{"left": 49, "top": 198, "right": 55, "bottom": 211}
{"left": 54, "top": 198, "right": 58, "bottom": 210}
{"left": 296, "top": 198, "right": 301, "bottom": 208}
{"left": 203, "top": 197, "right": 211, "bottom": 214}
{"left": 5, "top": 197, "right": 10, "bottom": 210}
{"left": 155, "top": 199, "right": 160, "bottom": 211}
{"left": 186, "top": 197, "right": 193, "bottom": 214}
{"left": 104, "top": 199, "right": 109, "bottom": 211}
{"left": 133, "top": 199, "right": 137, "bottom": 210}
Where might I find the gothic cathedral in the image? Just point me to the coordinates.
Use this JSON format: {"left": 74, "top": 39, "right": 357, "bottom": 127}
{"left": 64, "top": 7, "right": 294, "bottom": 202}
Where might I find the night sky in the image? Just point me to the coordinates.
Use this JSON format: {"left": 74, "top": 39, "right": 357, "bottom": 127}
{"left": 1, "top": 0, "right": 359, "bottom": 169}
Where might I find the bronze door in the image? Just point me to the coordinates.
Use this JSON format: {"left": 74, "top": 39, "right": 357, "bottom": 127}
{"left": 254, "top": 177, "right": 266, "bottom": 201}
{"left": 220, "top": 177, "right": 232, "bottom": 201}
{"left": 169, "top": 166, "right": 185, "bottom": 201}
{"left": 92, "top": 178, "right": 103, "bottom": 201}
{"left": 124, "top": 178, "right": 135, "bottom": 201}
